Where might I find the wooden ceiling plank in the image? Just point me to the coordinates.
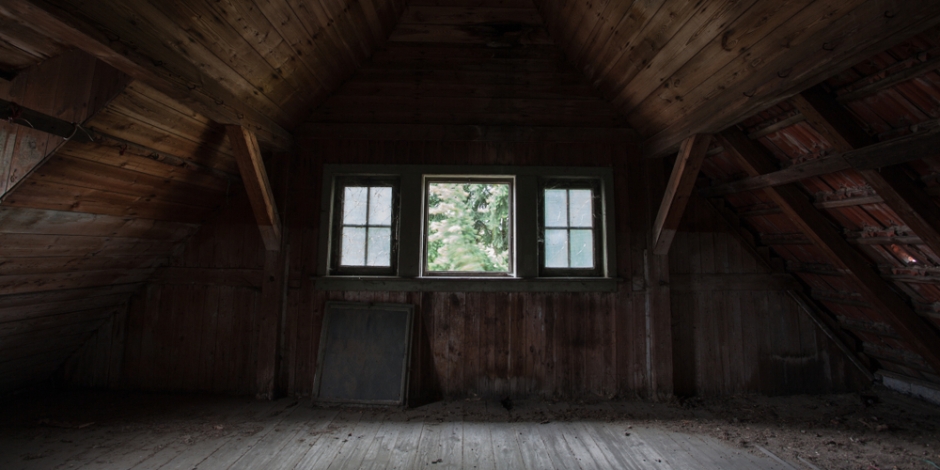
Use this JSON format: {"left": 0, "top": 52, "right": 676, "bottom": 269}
{"left": 208, "top": 0, "right": 334, "bottom": 94}
{"left": 283, "top": 0, "right": 359, "bottom": 75}
{"left": 612, "top": 0, "right": 767, "bottom": 113}
{"left": 580, "top": 0, "right": 665, "bottom": 83}
{"left": 226, "top": 125, "right": 282, "bottom": 251}
{"left": 596, "top": 0, "right": 730, "bottom": 106}
{"left": 4, "top": 179, "right": 218, "bottom": 224}
{"left": 557, "top": 0, "right": 611, "bottom": 60}
{"left": 250, "top": 0, "right": 344, "bottom": 92}
{"left": 566, "top": 0, "right": 637, "bottom": 71}
{"left": 587, "top": 0, "right": 669, "bottom": 86}
{"left": 149, "top": 0, "right": 323, "bottom": 122}
{"left": 313, "top": 0, "right": 371, "bottom": 64}
{"left": 57, "top": 141, "right": 235, "bottom": 193}
{"left": 718, "top": 128, "right": 940, "bottom": 375}
{"left": 791, "top": 86, "right": 940, "bottom": 267}
{"left": 634, "top": 0, "right": 864, "bottom": 138}
{"left": 0, "top": 0, "right": 293, "bottom": 152}
{"left": 643, "top": 0, "right": 940, "bottom": 159}
{"left": 652, "top": 133, "right": 712, "bottom": 255}
{"left": 66, "top": 0, "right": 291, "bottom": 124}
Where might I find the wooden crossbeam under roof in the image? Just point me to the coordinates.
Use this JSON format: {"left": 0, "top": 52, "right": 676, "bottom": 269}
{"left": 718, "top": 128, "right": 940, "bottom": 375}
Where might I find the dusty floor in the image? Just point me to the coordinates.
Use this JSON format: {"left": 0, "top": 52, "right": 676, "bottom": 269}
{"left": 0, "top": 386, "right": 936, "bottom": 469}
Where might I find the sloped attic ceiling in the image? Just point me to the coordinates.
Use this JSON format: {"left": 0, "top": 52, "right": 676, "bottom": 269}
{"left": 697, "top": 28, "right": 940, "bottom": 384}
{"left": 2, "top": 0, "right": 940, "bottom": 395}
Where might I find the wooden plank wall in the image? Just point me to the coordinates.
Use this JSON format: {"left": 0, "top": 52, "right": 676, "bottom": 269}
{"left": 63, "top": 138, "right": 683, "bottom": 400}
{"left": 61, "top": 139, "right": 871, "bottom": 399}
{"left": 669, "top": 197, "right": 870, "bottom": 397}
{"left": 285, "top": 141, "right": 653, "bottom": 402}
{"left": 57, "top": 161, "right": 281, "bottom": 395}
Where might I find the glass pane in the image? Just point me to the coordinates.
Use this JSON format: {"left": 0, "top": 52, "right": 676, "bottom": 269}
{"left": 343, "top": 187, "right": 368, "bottom": 225}
{"left": 570, "top": 229, "right": 594, "bottom": 268}
{"left": 366, "top": 227, "right": 391, "bottom": 267}
{"left": 544, "top": 189, "right": 567, "bottom": 228}
{"left": 340, "top": 227, "right": 366, "bottom": 266}
{"left": 369, "top": 187, "right": 392, "bottom": 225}
{"left": 426, "top": 182, "right": 511, "bottom": 272}
{"left": 569, "top": 189, "right": 593, "bottom": 228}
{"left": 545, "top": 229, "right": 568, "bottom": 268}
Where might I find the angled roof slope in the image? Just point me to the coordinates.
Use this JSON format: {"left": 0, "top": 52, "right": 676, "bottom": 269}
{"left": 700, "top": 29, "right": 940, "bottom": 383}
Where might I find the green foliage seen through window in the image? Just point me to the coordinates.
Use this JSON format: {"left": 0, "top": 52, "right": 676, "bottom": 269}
{"left": 426, "top": 182, "right": 510, "bottom": 272}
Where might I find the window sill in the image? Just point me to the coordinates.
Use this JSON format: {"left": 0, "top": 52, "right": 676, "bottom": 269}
{"left": 313, "top": 276, "right": 620, "bottom": 293}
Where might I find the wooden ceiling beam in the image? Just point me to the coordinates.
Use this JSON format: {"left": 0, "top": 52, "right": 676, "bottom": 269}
{"left": 718, "top": 128, "right": 940, "bottom": 375}
{"left": 227, "top": 125, "right": 281, "bottom": 252}
{"left": 703, "top": 126, "right": 940, "bottom": 197}
{"left": 652, "top": 134, "right": 712, "bottom": 255}
{"left": 790, "top": 86, "right": 940, "bottom": 263}
{"left": 0, "top": 0, "right": 293, "bottom": 153}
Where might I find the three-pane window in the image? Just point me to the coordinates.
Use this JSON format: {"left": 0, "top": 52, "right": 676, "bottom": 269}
{"left": 324, "top": 169, "right": 609, "bottom": 280}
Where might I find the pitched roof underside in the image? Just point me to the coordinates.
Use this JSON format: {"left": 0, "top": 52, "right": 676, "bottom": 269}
{"left": 0, "top": 0, "right": 940, "bottom": 393}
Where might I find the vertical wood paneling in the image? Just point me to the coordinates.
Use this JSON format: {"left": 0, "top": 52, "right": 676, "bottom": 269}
{"left": 63, "top": 138, "right": 868, "bottom": 400}
{"left": 669, "top": 196, "right": 870, "bottom": 396}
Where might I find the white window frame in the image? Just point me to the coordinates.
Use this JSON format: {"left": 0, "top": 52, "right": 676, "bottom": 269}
{"left": 316, "top": 164, "right": 617, "bottom": 292}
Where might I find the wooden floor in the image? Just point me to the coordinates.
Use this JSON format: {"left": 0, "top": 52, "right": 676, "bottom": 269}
{"left": 0, "top": 394, "right": 794, "bottom": 469}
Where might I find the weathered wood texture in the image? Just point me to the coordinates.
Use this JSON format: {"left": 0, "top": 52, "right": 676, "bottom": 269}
{"left": 652, "top": 134, "right": 712, "bottom": 255}
{"left": 5, "top": 0, "right": 406, "bottom": 149}
{"left": 669, "top": 197, "right": 871, "bottom": 397}
{"left": 536, "top": 0, "right": 940, "bottom": 157}
{"left": 63, "top": 139, "right": 680, "bottom": 401}
{"left": 58, "top": 156, "right": 289, "bottom": 395}
{"left": 0, "top": 70, "right": 242, "bottom": 393}
{"left": 307, "top": 2, "right": 629, "bottom": 130}
{"left": 227, "top": 126, "right": 282, "bottom": 251}
{"left": 65, "top": 137, "right": 866, "bottom": 400}
{"left": 0, "top": 49, "right": 130, "bottom": 199}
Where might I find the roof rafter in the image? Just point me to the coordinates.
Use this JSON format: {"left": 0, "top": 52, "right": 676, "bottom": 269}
{"left": 789, "top": 86, "right": 940, "bottom": 261}
{"left": 227, "top": 125, "right": 282, "bottom": 252}
{"left": 652, "top": 133, "right": 712, "bottom": 255}
{"left": 0, "top": 0, "right": 293, "bottom": 152}
{"left": 718, "top": 128, "right": 940, "bottom": 375}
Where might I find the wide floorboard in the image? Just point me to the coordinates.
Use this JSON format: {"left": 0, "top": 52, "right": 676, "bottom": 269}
{"left": 0, "top": 393, "right": 797, "bottom": 469}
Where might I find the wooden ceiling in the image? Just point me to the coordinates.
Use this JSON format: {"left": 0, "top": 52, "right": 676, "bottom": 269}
{"left": 2, "top": 0, "right": 940, "bottom": 393}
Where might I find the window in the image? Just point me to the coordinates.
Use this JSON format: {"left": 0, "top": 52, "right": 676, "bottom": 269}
{"left": 424, "top": 178, "right": 513, "bottom": 276}
{"left": 540, "top": 180, "right": 602, "bottom": 276}
{"left": 329, "top": 177, "right": 399, "bottom": 275}
{"left": 317, "top": 165, "right": 617, "bottom": 292}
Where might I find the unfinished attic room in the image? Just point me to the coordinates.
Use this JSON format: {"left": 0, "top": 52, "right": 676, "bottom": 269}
{"left": 6, "top": 0, "right": 940, "bottom": 468}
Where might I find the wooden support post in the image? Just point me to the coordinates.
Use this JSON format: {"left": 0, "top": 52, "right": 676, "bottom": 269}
{"left": 227, "top": 125, "right": 282, "bottom": 252}
{"left": 718, "top": 128, "right": 940, "bottom": 375}
{"left": 791, "top": 86, "right": 940, "bottom": 262}
{"left": 0, "top": 0, "right": 292, "bottom": 152}
{"left": 652, "top": 134, "right": 712, "bottom": 255}
{"left": 256, "top": 247, "right": 289, "bottom": 399}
